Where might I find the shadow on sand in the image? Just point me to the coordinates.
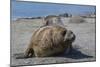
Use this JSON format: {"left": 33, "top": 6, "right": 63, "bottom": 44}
{"left": 13, "top": 47, "right": 93, "bottom": 59}
{"left": 57, "top": 48, "right": 93, "bottom": 59}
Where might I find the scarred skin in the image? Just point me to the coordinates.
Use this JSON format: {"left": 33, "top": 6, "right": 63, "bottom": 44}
{"left": 24, "top": 25, "right": 75, "bottom": 58}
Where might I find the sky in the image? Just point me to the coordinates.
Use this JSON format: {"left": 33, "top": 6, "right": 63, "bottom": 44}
{"left": 11, "top": 0, "right": 96, "bottom": 19}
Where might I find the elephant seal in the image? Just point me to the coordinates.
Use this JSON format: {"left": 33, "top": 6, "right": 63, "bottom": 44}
{"left": 24, "top": 25, "right": 75, "bottom": 57}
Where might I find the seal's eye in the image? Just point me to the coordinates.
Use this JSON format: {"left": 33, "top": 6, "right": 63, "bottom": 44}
{"left": 62, "top": 30, "right": 66, "bottom": 36}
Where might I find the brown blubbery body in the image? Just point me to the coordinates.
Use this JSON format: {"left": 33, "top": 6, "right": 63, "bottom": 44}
{"left": 24, "top": 25, "right": 75, "bottom": 57}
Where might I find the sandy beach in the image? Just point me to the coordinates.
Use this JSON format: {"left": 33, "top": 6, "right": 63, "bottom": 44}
{"left": 11, "top": 17, "right": 96, "bottom": 66}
